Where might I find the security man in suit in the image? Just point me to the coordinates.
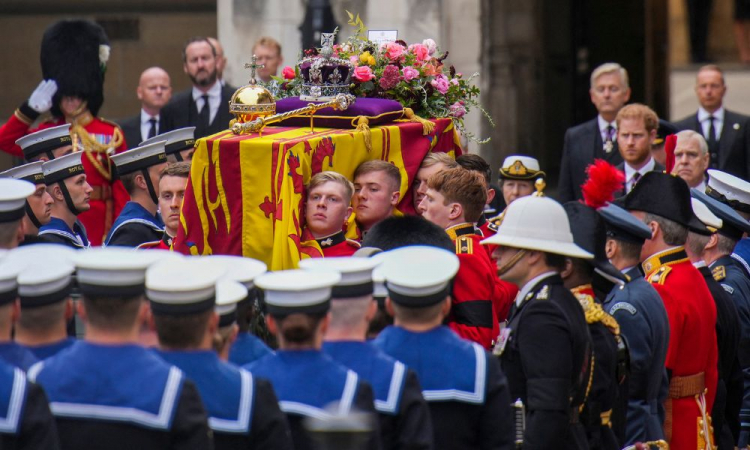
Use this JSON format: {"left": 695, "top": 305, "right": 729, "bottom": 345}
{"left": 687, "top": 196, "right": 743, "bottom": 450}
{"left": 160, "top": 37, "right": 235, "bottom": 140}
{"left": 481, "top": 195, "right": 593, "bottom": 450}
{"left": 29, "top": 247, "right": 213, "bottom": 449}
{"left": 599, "top": 203, "right": 670, "bottom": 446}
{"left": 149, "top": 258, "right": 293, "bottom": 450}
{"left": 105, "top": 141, "right": 167, "bottom": 247}
{"left": 117, "top": 67, "right": 172, "bottom": 149}
{"left": 558, "top": 63, "right": 630, "bottom": 202}
{"left": 673, "top": 65, "right": 750, "bottom": 180}
{"left": 0, "top": 162, "right": 54, "bottom": 246}
{"left": 300, "top": 257, "right": 434, "bottom": 450}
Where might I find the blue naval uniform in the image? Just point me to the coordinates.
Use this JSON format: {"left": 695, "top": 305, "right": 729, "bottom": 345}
{"left": 228, "top": 332, "right": 272, "bottom": 367}
{"left": 38, "top": 217, "right": 90, "bottom": 249}
{"left": 0, "top": 359, "right": 60, "bottom": 449}
{"left": 105, "top": 201, "right": 164, "bottom": 247}
{"left": 323, "top": 341, "right": 433, "bottom": 450}
{"left": 373, "top": 325, "right": 514, "bottom": 450}
{"left": 603, "top": 267, "right": 670, "bottom": 446}
{"left": 28, "top": 341, "right": 212, "bottom": 450}
{"left": 246, "top": 349, "right": 381, "bottom": 450}
{"left": 159, "top": 350, "right": 293, "bottom": 450}
{"left": 732, "top": 238, "right": 750, "bottom": 279}
{"left": 26, "top": 337, "right": 76, "bottom": 361}
{"left": 0, "top": 342, "right": 38, "bottom": 372}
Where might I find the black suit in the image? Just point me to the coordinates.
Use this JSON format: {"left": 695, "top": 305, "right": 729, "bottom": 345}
{"left": 613, "top": 160, "right": 666, "bottom": 198}
{"left": 160, "top": 84, "right": 234, "bottom": 139}
{"left": 558, "top": 118, "right": 623, "bottom": 202}
{"left": 673, "top": 109, "right": 750, "bottom": 181}
{"left": 117, "top": 114, "right": 164, "bottom": 150}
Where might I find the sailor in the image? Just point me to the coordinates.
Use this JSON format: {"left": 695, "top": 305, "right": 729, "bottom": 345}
{"left": 37, "top": 152, "right": 92, "bottom": 249}
{"left": 14, "top": 124, "right": 73, "bottom": 162}
{"left": 203, "top": 255, "right": 272, "bottom": 366}
{"left": 0, "top": 162, "right": 53, "bottom": 246}
{"left": 599, "top": 203, "right": 670, "bottom": 446}
{"left": 300, "top": 256, "right": 434, "bottom": 450}
{"left": 372, "top": 246, "right": 514, "bottom": 450}
{"left": 140, "top": 127, "right": 196, "bottom": 162}
{"left": 105, "top": 141, "right": 168, "bottom": 247}
{"left": 0, "top": 257, "right": 38, "bottom": 371}
{"left": 0, "top": 178, "right": 36, "bottom": 250}
{"left": 246, "top": 269, "right": 381, "bottom": 450}
{"left": 149, "top": 259, "right": 293, "bottom": 450}
{"left": 28, "top": 247, "right": 212, "bottom": 449}
{"left": 481, "top": 195, "right": 594, "bottom": 450}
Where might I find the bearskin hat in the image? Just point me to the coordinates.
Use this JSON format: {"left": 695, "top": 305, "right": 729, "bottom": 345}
{"left": 40, "top": 20, "right": 110, "bottom": 117}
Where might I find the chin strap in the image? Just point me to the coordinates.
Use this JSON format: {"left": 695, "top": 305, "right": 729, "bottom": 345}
{"left": 142, "top": 168, "right": 159, "bottom": 205}
{"left": 497, "top": 249, "right": 527, "bottom": 276}
{"left": 58, "top": 181, "right": 81, "bottom": 216}
{"left": 173, "top": 152, "right": 183, "bottom": 162}
{"left": 24, "top": 201, "right": 42, "bottom": 229}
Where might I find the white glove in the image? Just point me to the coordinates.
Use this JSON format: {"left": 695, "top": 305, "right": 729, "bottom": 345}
{"left": 28, "top": 80, "right": 58, "bottom": 114}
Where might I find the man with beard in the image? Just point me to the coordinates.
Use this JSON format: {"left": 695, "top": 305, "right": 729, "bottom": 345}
{"left": 160, "top": 37, "right": 234, "bottom": 139}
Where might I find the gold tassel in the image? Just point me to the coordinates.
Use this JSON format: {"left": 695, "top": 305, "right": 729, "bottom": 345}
{"left": 397, "top": 108, "right": 435, "bottom": 135}
{"left": 354, "top": 116, "right": 372, "bottom": 152}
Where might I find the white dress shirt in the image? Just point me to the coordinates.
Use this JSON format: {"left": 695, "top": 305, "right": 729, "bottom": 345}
{"left": 597, "top": 115, "right": 617, "bottom": 142}
{"left": 139, "top": 109, "right": 159, "bottom": 143}
{"left": 624, "top": 157, "right": 655, "bottom": 193}
{"left": 192, "top": 81, "right": 222, "bottom": 125}
{"left": 698, "top": 106, "right": 724, "bottom": 140}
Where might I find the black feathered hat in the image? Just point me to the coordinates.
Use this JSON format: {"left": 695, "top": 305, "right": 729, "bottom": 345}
{"left": 40, "top": 20, "right": 110, "bottom": 117}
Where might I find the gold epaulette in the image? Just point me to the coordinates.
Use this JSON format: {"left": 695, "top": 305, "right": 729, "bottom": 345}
{"left": 712, "top": 265, "right": 726, "bottom": 282}
{"left": 648, "top": 266, "right": 672, "bottom": 285}
{"left": 573, "top": 288, "right": 621, "bottom": 336}
{"left": 455, "top": 235, "right": 474, "bottom": 254}
{"left": 98, "top": 117, "right": 123, "bottom": 130}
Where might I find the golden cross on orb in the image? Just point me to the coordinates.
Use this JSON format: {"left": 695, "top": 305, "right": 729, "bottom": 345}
{"left": 244, "top": 55, "right": 265, "bottom": 84}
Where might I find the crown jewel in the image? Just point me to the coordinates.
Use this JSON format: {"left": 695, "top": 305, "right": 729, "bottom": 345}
{"left": 298, "top": 32, "right": 353, "bottom": 102}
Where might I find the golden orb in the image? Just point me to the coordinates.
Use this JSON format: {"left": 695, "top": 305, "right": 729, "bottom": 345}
{"left": 229, "top": 84, "right": 276, "bottom": 125}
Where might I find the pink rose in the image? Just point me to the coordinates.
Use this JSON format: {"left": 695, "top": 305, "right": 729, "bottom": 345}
{"left": 384, "top": 42, "right": 406, "bottom": 62}
{"left": 422, "top": 38, "right": 437, "bottom": 55}
{"left": 449, "top": 101, "right": 466, "bottom": 119}
{"left": 349, "top": 55, "right": 359, "bottom": 66}
{"left": 402, "top": 66, "right": 419, "bottom": 81}
{"left": 409, "top": 43, "right": 430, "bottom": 62}
{"left": 353, "top": 65, "right": 375, "bottom": 82}
{"left": 431, "top": 75, "right": 449, "bottom": 94}
{"left": 282, "top": 66, "right": 296, "bottom": 80}
{"left": 422, "top": 61, "right": 443, "bottom": 77}
{"left": 450, "top": 78, "right": 459, "bottom": 86}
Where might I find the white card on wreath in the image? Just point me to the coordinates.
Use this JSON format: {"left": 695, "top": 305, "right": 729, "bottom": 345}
{"left": 368, "top": 30, "right": 398, "bottom": 45}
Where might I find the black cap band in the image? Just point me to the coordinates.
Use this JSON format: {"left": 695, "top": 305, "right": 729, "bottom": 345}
{"left": 706, "top": 185, "right": 750, "bottom": 214}
{"left": 80, "top": 282, "right": 145, "bottom": 299}
{"left": 165, "top": 139, "right": 194, "bottom": 156}
{"left": 0, "top": 207, "right": 26, "bottom": 224}
{"left": 331, "top": 281, "right": 374, "bottom": 299}
{"left": 386, "top": 283, "right": 451, "bottom": 307}
{"left": 0, "top": 288, "right": 18, "bottom": 307}
{"left": 20, "top": 280, "right": 73, "bottom": 309}
{"left": 113, "top": 152, "right": 167, "bottom": 178}
{"left": 149, "top": 296, "right": 216, "bottom": 316}
{"left": 17, "top": 172, "right": 45, "bottom": 184}
{"left": 218, "top": 311, "right": 237, "bottom": 328}
{"left": 22, "top": 135, "right": 72, "bottom": 160}
{"left": 266, "top": 299, "right": 331, "bottom": 316}
{"left": 45, "top": 164, "right": 85, "bottom": 185}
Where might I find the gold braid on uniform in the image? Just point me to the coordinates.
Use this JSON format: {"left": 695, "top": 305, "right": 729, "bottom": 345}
{"left": 571, "top": 285, "right": 620, "bottom": 336}
{"left": 70, "top": 123, "right": 122, "bottom": 181}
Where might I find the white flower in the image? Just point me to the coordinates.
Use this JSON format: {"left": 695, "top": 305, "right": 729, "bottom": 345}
{"left": 99, "top": 45, "right": 110, "bottom": 65}
{"left": 422, "top": 39, "right": 437, "bottom": 55}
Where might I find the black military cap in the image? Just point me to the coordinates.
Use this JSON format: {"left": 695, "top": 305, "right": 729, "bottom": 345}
{"left": 597, "top": 203, "right": 652, "bottom": 244}
{"left": 653, "top": 119, "right": 678, "bottom": 146}
{"left": 563, "top": 202, "right": 626, "bottom": 283}
{"left": 691, "top": 188, "right": 750, "bottom": 241}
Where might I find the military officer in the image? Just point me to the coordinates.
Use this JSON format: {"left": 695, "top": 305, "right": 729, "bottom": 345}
{"left": 105, "top": 141, "right": 168, "bottom": 247}
{"left": 599, "top": 203, "right": 670, "bottom": 446}
{"left": 621, "top": 171, "right": 718, "bottom": 450}
{"left": 373, "top": 246, "right": 514, "bottom": 450}
{"left": 0, "top": 162, "right": 53, "bottom": 246}
{"left": 140, "top": 127, "right": 196, "bottom": 162}
{"left": 300, "top": 256, "right": 434, "bottom": 450}
{"left": 38, "top": 152, "right": 92, "bottom": 249}
{"left": 246, "top": 269, "right": 381, "bottom": 450}
{"left": 481, "top": 195, "right": 593, "bottom": 450}
{"left": 28, "top": 247, "right": 213, "bottom": 449}
{"left": 148, "top": 259, "right": 293, "bottom": 450}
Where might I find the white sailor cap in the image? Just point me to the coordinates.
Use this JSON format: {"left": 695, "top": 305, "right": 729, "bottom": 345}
{"left": 371, "top": 252, "right": 388, "bottom": 300}
{"left": 380, "top": 246, "right": 459, "bottom": 307}
{"left": 706, "top": 169, "right": 750, "bottom": 214}
{"left": 299, "top": 257, "right": 381, "bottom": 298}
{"left": 15, "top": 124, "right": 71, "bottom": 161}
{"left": 17, "top": 259, "right": 75, "bottom": 308}
{"left": 5, "top": 243, "right": 76, "bottom": 267}
{"left": 111, "top": 141, "right": 168, "bottom": 177}
{"left": 0, "top": 259, "right": 22, "bottom": 306}
{"left": 216, "top": 280, "right": 248, "bottom": 327}
{"left": 141, "top": 127, "right": 196, "bottom": 157}
{"left": 0, "top": 161, "right": 46, "bottom": 185}
{"left": 204, "top": 255, "right": 267, "bottom": 289}
{"left": 0, "top": 179, "right": 35, "bottom": 223}
{"left": 498, "top": 155, "right": 545, "bottom": 180}
{"left": 146, "top": 258, "right": 226, "bottom": 316}
{"left": 255, "top": 269, "right": 341, "bottom": 316}
{"left": 691, "top": 198, "right": 722, "bottom": 232}
{"left": 42, "top": 151, "right": 84, "bottom": 184}
{"left": 73, "top": 247, "right": 166, "bottom": 298}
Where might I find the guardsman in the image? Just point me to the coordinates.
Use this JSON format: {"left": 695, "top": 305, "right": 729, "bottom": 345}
{"left": 302, "top": 172, "right": 360, "bottom": 257}
{"left": 599, "top": 203, "right": 670, "bottom": 446}
{"left": 373, "top": 246, "right": 514, "bottom": 450}
{"left": 105, "top": 141, "right": 168, "bottom": 247}
{"left": 0, "top": 179, "right": 36, "bottom": 250}
{"left": 140, "top": 127, "right": 196, "bottom": 163}
{"left": 621, "top": 171, "right": 718, "bottom": 450}
{"left": 482, "top": 195, "right": 593, "bottom": 450}
{"left": 28, "top": 247, "right": 213, "bottom": 449}
{"left": 0, "top": 162, "right": 54, "bottom": 246}
{"left": 149, "top": 259, "right": 293, "bottom": 450}
{"left": 687, "top": 197, "right": 743, "bottom": 450}
{"left": 563, "top": 201, "right": 626, "bottom": 450}
{"left": 246, "top": 269, "right": 381, "bottom": 450}
{"left": 0, "top": 20, "right": 130, "bottom": 246}
{"left": 38, "top": 152, "right": 92, "bottom": 249}
{"left": 0, "top": 258, "right": 38, "bottom": 371}
{"left": 300, "top": 257, "right": 434, "bottom": 450}
{"left": 204, "top": 255, "right": 272, "bottom": 366}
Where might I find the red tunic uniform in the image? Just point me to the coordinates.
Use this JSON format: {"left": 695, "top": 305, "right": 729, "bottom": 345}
{"left": 643, "top": 247, "right": 718, "bottom": 450}
{"left": 137, "top": 232, "right": 173, "bottom": 250}
{"left": 301, "top": 230, "right": 360, "bottom": 258}
{"left": 478, "top": 212, "right": 502, "bottom": 263}
{"left": 0, "top": 107, "right": 129, "bottom": 246}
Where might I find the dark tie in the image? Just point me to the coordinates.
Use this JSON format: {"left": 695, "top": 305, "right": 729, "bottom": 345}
{"left": 603, "top": 125, "right": 615, "bottom": 153}
{"left": 631, "top": 172, "right": 642, "bottom": 193}
{"left": 707, "top": 116, "right": 718, "bottom": 165}
{"left": 147, "top": 118, "right": 157, "bottom": 139}
{"left": 198, "top": 94, "right": 210, "bottom": 129}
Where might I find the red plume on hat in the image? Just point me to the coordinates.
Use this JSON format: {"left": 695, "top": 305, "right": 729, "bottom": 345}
{"left": 580, "top": 159, "right": 625, "bottom": 209}
{"left": 664, "top": 134, "right": 677, "bottom": 174}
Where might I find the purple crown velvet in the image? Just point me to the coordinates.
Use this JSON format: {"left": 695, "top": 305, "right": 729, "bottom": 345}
{"left": 275, "top": 97, "right": 404, "bottom": 128}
